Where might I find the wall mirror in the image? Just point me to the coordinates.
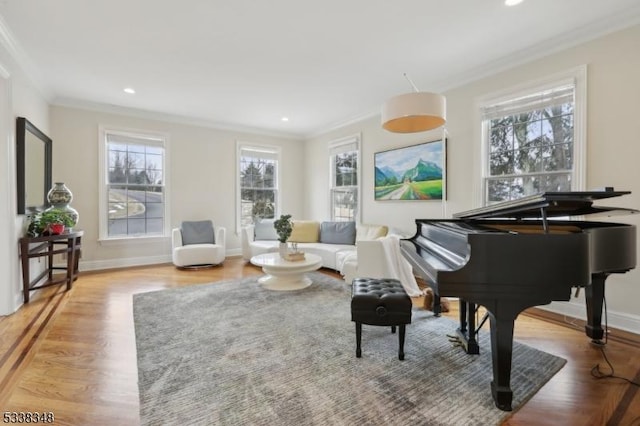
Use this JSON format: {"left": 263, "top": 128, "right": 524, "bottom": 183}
{"left": 16, "top": 117, "right": 52, "bottom": 214}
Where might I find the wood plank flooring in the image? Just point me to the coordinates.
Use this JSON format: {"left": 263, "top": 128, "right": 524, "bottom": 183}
{"left": 1, "top": 258, "right": 639, "bottom": 425}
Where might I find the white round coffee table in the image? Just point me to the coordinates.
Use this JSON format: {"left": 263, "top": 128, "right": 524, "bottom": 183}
{"left": 250, "top": 252, "right": 323, "bottom": 291}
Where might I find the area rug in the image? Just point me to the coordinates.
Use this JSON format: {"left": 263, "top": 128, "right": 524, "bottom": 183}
{"left": 133, "top": 273, "right": 566, "bottom": 426}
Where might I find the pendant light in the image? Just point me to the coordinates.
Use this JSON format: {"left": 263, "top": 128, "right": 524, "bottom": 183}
{"left": 382, "top": 74, "right": 446, "bottom": 133}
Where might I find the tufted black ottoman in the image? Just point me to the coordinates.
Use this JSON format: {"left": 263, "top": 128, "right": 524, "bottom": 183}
{"left": 351, "top": 278, "right": 412, "bottom": 360}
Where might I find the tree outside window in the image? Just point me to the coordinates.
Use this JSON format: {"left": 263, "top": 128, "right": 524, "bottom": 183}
{"left": 330, "top": 136, "right": 360, "bottom": 222}
{"left": 239, "top": 146, "right": 278, "bottom": 228}
{"left": 483, "top": 84, "right": 576, "bottom": 204}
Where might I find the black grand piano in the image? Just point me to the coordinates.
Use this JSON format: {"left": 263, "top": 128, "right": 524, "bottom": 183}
{"left": 400, "top": 190, "right": 637, "bottom": 411}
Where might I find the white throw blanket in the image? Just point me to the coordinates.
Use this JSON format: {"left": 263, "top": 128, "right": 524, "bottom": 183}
{"left": 380, "top": 234, "right": 423, "bottom": 297}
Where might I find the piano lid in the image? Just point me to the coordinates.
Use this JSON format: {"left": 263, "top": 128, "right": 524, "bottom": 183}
{"left": 454, "top": 190, "right": 639, "bottom": 220}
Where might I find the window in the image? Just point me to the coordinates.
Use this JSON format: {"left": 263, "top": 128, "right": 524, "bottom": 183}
{"left": 238, "top": 144, "right": 280, "bottom": 229}
{"left": 480, "top": 68, "right": 586, "bottom": 205}
{"left": 99, "top": 128, "right": 168, "bottom": 240}
{"left": 329, "top": 135, "right": 360, "bottom": 222}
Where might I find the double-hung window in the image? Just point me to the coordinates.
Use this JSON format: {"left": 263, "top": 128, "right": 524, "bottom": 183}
{"left": 480, "top": 68, "right": 586, "bottom": 205}
{"left": 329, "top": 135, "right": 360, "bottom": 222}
{"left": 238, "top": 144, "right": 280, "bottom": 229}
{"left": 99, "top": 128, "right": 168, "bottom": 240}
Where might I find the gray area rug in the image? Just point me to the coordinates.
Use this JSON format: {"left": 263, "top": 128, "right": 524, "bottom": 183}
{"left": 133, "top": 272, "right": 566, "bottom": 426}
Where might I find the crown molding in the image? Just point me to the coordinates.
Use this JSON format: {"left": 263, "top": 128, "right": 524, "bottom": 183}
{"left": 434, "top": 6, "right": 640, "bottom": 93}
{"left": 308, "top": 10, "right": 640, "bottom": 139}
{"left": 305, "top": 108, "right": 378, "bottom": 140}
{"left": 52, "top": 97, "right": 305, "bottom": 141}
{"left": 0, "top": 14, "right": 53, "bottom": 101}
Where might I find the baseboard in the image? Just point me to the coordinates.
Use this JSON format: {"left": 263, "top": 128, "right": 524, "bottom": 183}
{"left": 417, "top": 277, "right": 640, "bottom": 345}
{"left": 535, "top": 300, "right": 640, "bottom": 338}
{"left": 78, "top": 249, "right": 243, "bottom": 272}
{"left": 79, "top": 255, "right": 172, "bottom": 271}
{"left": 226, "top": 248, "right": 242, "bottom": 257}
{"left": 526, "top": 305, "right": 640, "bottom": 348}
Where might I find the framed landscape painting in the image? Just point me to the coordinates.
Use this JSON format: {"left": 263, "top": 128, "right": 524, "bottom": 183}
{"left": 374, "top": 139, "right": 446, "bottom": 201}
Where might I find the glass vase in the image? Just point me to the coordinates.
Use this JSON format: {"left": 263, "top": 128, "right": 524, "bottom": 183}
{"left": 47, "top": 182, "right": 73, "bottom": 206}
{"left": 46, "top": 182, "right": 79, "bottom": 228}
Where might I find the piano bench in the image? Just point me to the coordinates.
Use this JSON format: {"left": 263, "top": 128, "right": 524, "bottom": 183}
{"left": 351, "top": 278, "right": 412, "bottom": 360}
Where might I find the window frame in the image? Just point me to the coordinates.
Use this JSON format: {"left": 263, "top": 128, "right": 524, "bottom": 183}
{"left": 477, "top": 66, "right": 587, "bottom": 206}
{"left": 329, "top": 134, "right": 361, "bottom": 222}
{"left": 236, "top": 142, "right": 281, "bottom": 233}
{"left": 98, "top": 126, "right": 170, "bottom": 243}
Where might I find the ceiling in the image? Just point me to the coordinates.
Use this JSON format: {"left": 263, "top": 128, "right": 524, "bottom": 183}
{"left": 1, "top": 1, "right": 640, "bottom": 138}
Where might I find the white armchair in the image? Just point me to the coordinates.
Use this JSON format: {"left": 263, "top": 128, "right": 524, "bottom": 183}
{"left": 172, "top": 220, "right": 226, "bottom": 268}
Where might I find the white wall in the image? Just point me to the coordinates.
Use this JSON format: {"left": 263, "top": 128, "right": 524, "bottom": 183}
{"left": 0, "top": 42, "right": 50, "bottom": 315}
{"left": 50, "top": 106, "right": 305, "bottom": 270}
{"left": 304, "top": 24, "right": 640, "bottom": 332}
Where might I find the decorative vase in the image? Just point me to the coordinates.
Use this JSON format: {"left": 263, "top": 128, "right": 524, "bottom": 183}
{"left": 279, "top": 242, "right": 288, "bottom": 259}
{"left": 46, "top": 182, "right": 79, "bottom": 228}
{"left": 47, "top": 182, "right": 72, "bottom": 206}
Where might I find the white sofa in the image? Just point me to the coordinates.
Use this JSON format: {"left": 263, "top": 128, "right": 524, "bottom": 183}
{"left": 241, "top": 220, "right": 388, "bottom": 271}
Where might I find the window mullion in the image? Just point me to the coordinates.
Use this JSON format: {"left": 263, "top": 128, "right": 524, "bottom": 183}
{"left": 481, "top": 77, "right": 579, "bottom": 204}
{"left": 329, "top": 135, "right": 360, "bottom": 222}
{"left": 102, "top": 128, "right": 167, "bottom": 240}
{"left": 238, "top": 144, "right": 280, "bottom": 229}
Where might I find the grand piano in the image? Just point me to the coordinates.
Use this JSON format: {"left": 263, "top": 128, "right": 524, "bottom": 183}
{"left": 400, "top": 190, "right": 637, "bottom": 411}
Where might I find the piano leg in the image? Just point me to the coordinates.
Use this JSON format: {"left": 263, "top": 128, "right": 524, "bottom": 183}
{"left": 461, "top": 298, "right": 555, "bottom": 411}
{"left": 459, "top": 299, "right": 467, "bottom": 332}
{"left": 456, "top": 300, "right": 480, "bottom": 355}
{"left": 487, "top": 309, "right": 517, "bottom": 412}
{"left": 433, "top": 294, "right": 442, "bottom": 316}
{"left": 466, "top": 302, "right": 479, "bottom": 354}
{"left": 585, "top": 273, "right": 608, "bottom": 342}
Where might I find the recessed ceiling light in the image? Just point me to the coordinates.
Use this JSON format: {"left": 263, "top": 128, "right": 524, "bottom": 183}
{"left": 123, "top": 87, "right": 136, "bottom": 94}
{"left": 281, "top": 117, "right": 289, "bottom": 122}
{"left": 505, "top": 0, "right": 523, "bottom": 5}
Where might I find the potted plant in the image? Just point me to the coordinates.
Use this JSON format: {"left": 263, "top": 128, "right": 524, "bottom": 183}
{"left": 273, "top": 214, "right": 293, "bottom": 242}
{"left": 273, "top": 214, "right": 293, "bottom": 257}
{"left": 36, "top": 209, "right": 76, "bottom": 235}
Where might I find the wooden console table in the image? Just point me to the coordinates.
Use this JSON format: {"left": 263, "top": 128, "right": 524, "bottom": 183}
{"left": 19, "top": 231, "right": 83, "bottom": 303}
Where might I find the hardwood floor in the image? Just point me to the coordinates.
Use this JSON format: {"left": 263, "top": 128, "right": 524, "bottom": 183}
{"left": 1, "top": 258, "right": 639, "bottom": 425}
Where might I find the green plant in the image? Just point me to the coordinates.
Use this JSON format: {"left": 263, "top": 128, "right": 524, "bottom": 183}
{"left": 26, "top": 213, "right": 44, "bottom": 237}
{"left": 40, "top": 209, "right": 75, "bottom": 227}
{"left": 27, "top": 209, "right": 76, "bottom": 236}
{"left": 273, "top": 214, "right": 293, "bottom": 243}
